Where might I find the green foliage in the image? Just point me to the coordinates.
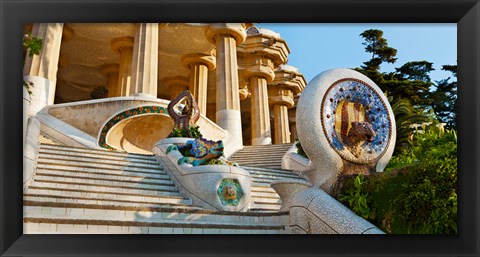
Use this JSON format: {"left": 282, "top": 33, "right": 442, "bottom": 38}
{"left": 359, "top": 29, "right": 397, "bottom": 71}
{"left": 23, "top": 32, "right": 43, "bottom": 57}
{"left": 295, "top": 141, "right": 308, "bottom": 159}
{"left": 168, "top": 126, "right": 203, "bottom": 139}
{"left": 23, "top": 32, "right": 43, "bottom": 97}
{"left": 338, "top": 128, "right": 457, "bottom": 234}
{"left": 391, "top": 98, "right": 435, "bottom": 154}
{"left": 188, "top": 125, "right": 202, "bottom": 139}
{"left": 339, "top": 175, "right": 374, "bottom": 219}
{"left": 203, "top": 158, "right": 225, "bottom": 165}
{"left": 429, "top": 65, "right": 457, "bottom": 129}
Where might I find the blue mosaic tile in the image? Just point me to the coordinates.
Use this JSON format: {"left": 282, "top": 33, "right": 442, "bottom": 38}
{"left": 321, "top": 79, "right": 392, "bottom": 164}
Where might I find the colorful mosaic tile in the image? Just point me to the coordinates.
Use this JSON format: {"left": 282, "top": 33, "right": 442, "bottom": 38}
{"left": 321, "top": 78, "right": 392, "bottom": 164}
{"left": 217, "top": 179, "right": 244, "bottom": 206}
{"left": 98, "top": 105, "right": 168, "bottom": 150}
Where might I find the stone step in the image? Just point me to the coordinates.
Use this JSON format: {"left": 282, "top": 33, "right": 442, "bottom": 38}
{"left": 32, "top": 175, "right": 177, "bottom": 191}
{"left": 251, "top": 197, "right": 281, "bottom": 204}
{"left": 251, "top": 191, "right": 280, "bottom": 199}
{"left": 251, "top": 186, "right": 277, "bottom": 194}
{"left": 23, "top": 204, "right": 289, "bottom": 234}
{"left": 249, "top": 173, "right": 301, "bottom": 181}
{"left": 248, "top": 208, "right": 282, "bottom": 213}
{"left": 233, "top": 160, "right": 284, "bottom": 166}
{"left": 23, "top": 195, "right": 195, "bottom": 209}
{"left": 30, "top": 181, "right": 180, "bottom": 197}
{"left": 23, "top": 204, "right": 288, "bottom": 225}
{"left": 23, "top": 203, "right": 288, "bottom": 223}
{"left": 250, "top": 202, "right": 281, "bottom": 211}
{"left": 37, "top": 158, "right": 163, "bottom": 174}
{"left": 252, "top": 177, "right": 305, "bottom": 184}
{"left": 37, "top": 154, "right": 162, "bottom": 170}
{"left": 36, "top": 167, "right": 169, "bottom": 180}
{"left": 24, "top": 218, "right": 287, "bottom": 234}
{"left": 35, "top": 169, "right": 172, "bottom": 185}
{"left": 39, "top": 148, "right": 160, "bottom": 165}
{"left": 37, "top": 163, "right": 166, "bottom": 177}
{"left": 27, "top": 184, "right": 183, "bottom": 200}
{"left": 241, "top": 144, "right": 292, "bottom": 149}
{"left": 25, "top": 187, "right": 192, "bottom": 205}
{"left": 230, "top": 153, "right": 286, "bottom": 158}
{"left": 38, "top": 134, "right": 62, "bottom": 145}
{"left": 242, "top": 162, "right": 282, "bottom": 169}
{"left": 40, "top": 143, "right": 155, "bottom": 161}
{"left": 246, "top": 166, "right": 301, "bottom": 176}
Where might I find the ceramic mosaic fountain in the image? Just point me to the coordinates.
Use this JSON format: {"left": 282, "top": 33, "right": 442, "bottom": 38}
{"left": 295, "top": 68, "right": 396, "bottom": 194}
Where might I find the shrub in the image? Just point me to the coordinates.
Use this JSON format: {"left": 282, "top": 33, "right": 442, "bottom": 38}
{"left": 296, "top": 141, "right": 308, "bottom": 159}
{"left": 168, "top": 126, "right": 203, "bottom": 139}
{"left": 338, "top": 127, "right": 457, "bottom": 234}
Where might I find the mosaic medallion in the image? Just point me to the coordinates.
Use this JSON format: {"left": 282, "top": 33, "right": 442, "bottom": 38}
{"left": 321, "top": 78, "right": 392, "bottom": 164}
{"left": 217, "top": 179, "right": 244, "bottom": 206}
{"left": 98, "top": 105, "right": 168, "bottom": 150}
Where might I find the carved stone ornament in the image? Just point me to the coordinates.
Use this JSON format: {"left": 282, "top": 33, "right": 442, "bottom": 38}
{"left": 167, "top": 90, "right": 200, "bottom": 138}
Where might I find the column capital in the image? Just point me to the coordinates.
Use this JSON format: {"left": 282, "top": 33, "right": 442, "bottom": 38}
{"left": 205, "top": 23, "right": 247, "bottom": 46}
{"left": 163, "top": 76, "right": 189, "bottom": 89}
{"left": 238, "top": 26, "right": 290, "bottom": 66}
{"left": 269, "top": 65, "right": 307, "bottom": 95}
{"left": 111, "top": 36, "right": 134, "bottom": 53}
{"left": 101, "top": 64, "right": 120, "bottom": 76}
{"left": 181, "top": 53, "right": 216, "bottom": 70}
{"left": 268, "top": 87, "right": 295, "bottom": 108}
{"left": 243, "top": 64, "right": 275, "bottom": 82}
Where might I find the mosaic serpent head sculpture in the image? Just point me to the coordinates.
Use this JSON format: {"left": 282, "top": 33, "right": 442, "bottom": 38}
{"left": 296, "top": 68, "right": 396, "bottom": 195}
{"left": 167, "top": 90, "right": 200, "bottom": 138}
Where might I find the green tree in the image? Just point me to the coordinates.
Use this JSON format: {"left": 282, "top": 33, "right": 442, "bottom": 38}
{"left": 360, "top": 29, "right": 398, "bottom": 72}
{"left": 430, "top": 65, "right": 457, "bottom": 129}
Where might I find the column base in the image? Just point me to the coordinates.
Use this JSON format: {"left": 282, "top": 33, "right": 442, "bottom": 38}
{"left": 252, "top": 136, "right": 272, "bottom": 145}
{"left": 216, "top": 109, "right": 243, "bottom": 157}
{"left": 24, "top": 75, "right": 55, "bottom": 117}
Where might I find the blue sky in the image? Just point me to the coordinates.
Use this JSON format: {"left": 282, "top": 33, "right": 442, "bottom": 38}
{"left": 260, "top": 23, "right": 457, "bottom": 84}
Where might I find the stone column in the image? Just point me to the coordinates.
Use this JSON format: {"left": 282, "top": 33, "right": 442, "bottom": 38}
{"left": 243, "top": 64, "right": 275, "bottom": 145}
{"left": 130, "top": 23, "right": 159, "bottom": 98}
{"left": 164, "top": 76, "right": 189, "bottom": 100}
{"left": 268, "top": 65, "right": 306, "bottom": 144}
{"left": 238, "top": 26, "right": 290, "bottom": 145}
{"left": 101, "top": 64, "right": 120, "bottom": 97}
{"left": 269, "top": 89, "right": 294, "bottom": 144}
{"left": 181, "top": 53, "right": 216, "bottom": 116}
{"left": 111, "top": 36, "right": 134, "bottom": 97}
{"left": 205, "top": 23, "right": 247, "bottom": 155}
{"left": 23, "top": 23, "right": 64, "bottom": 116}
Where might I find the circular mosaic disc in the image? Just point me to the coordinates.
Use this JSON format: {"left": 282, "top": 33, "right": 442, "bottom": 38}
{"left": 321, "top": 78, "right": 392, "bottom": 164}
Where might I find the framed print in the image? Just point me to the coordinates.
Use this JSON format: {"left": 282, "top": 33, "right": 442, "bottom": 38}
{"left": 1, "top": 0, "right": 479, "bottom": 256}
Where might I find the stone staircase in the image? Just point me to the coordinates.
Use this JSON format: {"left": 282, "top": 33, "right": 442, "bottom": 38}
{"left": 229, "top": 144, "right": 292, "bottom": 169}
{"left": 246, "top": 166, "right": 306, "bottom": 212}
{"left": 23, "top": 143, "right": 289, "bottom": 234}
{"left": 229, "top": 144, "right": 307, "bottom": 212}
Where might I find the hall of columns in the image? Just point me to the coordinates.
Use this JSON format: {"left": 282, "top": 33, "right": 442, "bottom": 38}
{"left": 238, "top": 27, "right": 289, "bottom": 145}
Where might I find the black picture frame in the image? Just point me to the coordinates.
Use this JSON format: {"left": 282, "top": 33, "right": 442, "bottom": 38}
{"left": 1, "top": 0, "right": 478, "bottom": 256}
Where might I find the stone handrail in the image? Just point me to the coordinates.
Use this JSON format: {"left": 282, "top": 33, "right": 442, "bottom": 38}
{"left": 153, "top": 138, "right": 252, "bottom": 212}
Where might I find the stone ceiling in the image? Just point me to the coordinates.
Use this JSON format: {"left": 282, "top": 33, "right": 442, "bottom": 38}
{"left": 56, "top": 23, "right": 215, "bottom": 103}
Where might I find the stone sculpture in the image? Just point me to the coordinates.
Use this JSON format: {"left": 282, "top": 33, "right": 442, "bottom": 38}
{"left": 334, "top": 100, "right": 377, "bottom": 158}
{"left": 166, "top": 137, "right": 236, "bottom": 167}
{"left": 167, "top": 90, "right": 200, "bottom": 138}
{"left": 296, "top": 68, "right": 396, "bottom": 194}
